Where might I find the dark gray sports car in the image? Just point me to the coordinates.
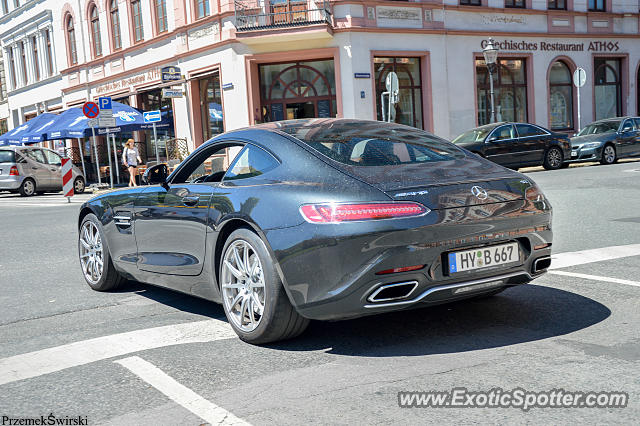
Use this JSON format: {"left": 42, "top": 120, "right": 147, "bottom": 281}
{"left": 77, "top": 119, "right": 553, "bottom": 344}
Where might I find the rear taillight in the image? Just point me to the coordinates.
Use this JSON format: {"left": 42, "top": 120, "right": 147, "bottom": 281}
{"left": 9, "top": 166, "right": 19, "bottom": 176}
{"left": 376, "top": 265, "right": 425, "bottom": 275}
{"left": 300, "top": 202, "right": 428, "bottom": 223}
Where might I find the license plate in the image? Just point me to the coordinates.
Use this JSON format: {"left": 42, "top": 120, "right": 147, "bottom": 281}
{"left": 571, "top": 151, "right": 577, "bottom": 157}
{"left": 448, "top": 242, "right": 519, "bottom": 274}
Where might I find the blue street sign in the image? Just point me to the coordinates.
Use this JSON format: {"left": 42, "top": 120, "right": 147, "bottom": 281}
{"left": 98, "top": 97, "right": 112, "bottom": 111}
{"left": 143, "top": 110, "right": 162, "bottom": 123}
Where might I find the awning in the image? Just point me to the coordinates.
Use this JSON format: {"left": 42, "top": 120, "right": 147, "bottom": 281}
{"left": 0, "top": 113, "right": 59, "bottom": 145}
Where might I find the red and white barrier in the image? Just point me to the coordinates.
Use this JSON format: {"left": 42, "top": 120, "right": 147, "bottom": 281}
{"left": 61, "top": 158, "right": 74, "bottom": 200}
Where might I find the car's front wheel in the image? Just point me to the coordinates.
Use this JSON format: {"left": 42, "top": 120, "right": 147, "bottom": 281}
{"left": 220, "top": 228, "right": 309, "bottom": 344}
{"left": 543, "top": 146, "right": 563, "bottom": 170}
{"left": 600, "top": 144, "right": 617, "bottom": 165}
{"left": 78, "top": 214, "right": 126, "bottom": 291}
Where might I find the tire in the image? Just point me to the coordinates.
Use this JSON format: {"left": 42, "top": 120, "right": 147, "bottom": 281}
{"left": 74, "top": 177, "right": 86, "bottom": 194}
{"left": 18, "top": 178, "right": 36, "bottom": 196}
{"left": 219, "top": 228, "right": 309, "bottom": 344}
{"left": 78, "top": 213, "right": 126, "bottom": 291}
{"left": 600, "top": 144, "right": 617, "bottom": 165}
{"left": 543, "top": 146, "right": 563, "bottom": 170}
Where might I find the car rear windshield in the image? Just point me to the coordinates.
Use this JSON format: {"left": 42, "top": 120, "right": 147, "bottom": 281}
{"left": 577, "top": 121, "right": 620, "bottom": 136}
{"left": 0, "top": 150, "right": 15, "bottom": 163}
{"left": 280, "top": 121, "right": 465, "bottom": 166}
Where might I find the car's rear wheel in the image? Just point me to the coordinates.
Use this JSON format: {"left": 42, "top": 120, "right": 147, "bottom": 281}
{"left": 78, "top": 214, "right": 126, "bottom": 291}
{"left": 220, "top": 228, "right": 309, "bottom": 344}
{"left": 19, "top": 178, "right": 36, "bottom": 196}
{"left": 543, "top": 147, "right": 563, "bottom": 170}
{"left": 74, "top": 177, "right": 86, "bottom": 194}
{"left": 600, "top": 144, "right": 616, "bottom": 165}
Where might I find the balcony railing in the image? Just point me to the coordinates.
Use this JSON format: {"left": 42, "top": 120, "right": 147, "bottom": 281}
{"left": 235, "top": 0, "right": 332, "bottom": 32}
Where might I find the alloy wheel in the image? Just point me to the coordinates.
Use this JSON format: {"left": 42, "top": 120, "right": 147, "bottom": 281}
{"left": 74, "top": 178, "right": 85, "bottom": 193}
{"left": 79, "top": 221, "right": 104, "bottom": 284}
{"left": 221, "top": 239, "right": 266, "bottom": 332}
{"left": 548, "top": 148, "right": 562, "bottom": 169}
{"left": 604, "top": 146, "right": 615, "bottom": 164}
{"left": 23, "top": 180, "right": 35, "bottom": 196}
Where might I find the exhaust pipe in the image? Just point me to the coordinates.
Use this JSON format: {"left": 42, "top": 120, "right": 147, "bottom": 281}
{"left": 532, "top": 256, "right": 551, "bottom": 273}
{"left": 367, "top": 281, "right": 418, "bottom": 303}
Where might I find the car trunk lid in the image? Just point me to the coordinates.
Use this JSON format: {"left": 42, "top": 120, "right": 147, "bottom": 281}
{"left": 338, "top": 157, "right": 530, "bottom": 210}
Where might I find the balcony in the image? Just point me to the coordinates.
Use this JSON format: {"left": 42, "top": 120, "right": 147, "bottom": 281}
{"left": 234, "top": 0, "right": 332, "bottom": 32}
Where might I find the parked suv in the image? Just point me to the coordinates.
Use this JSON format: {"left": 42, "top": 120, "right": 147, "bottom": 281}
{"left": 0, "top": 146, "right": 85, "bottom": 196}
{"left": 569, "top": 117, "right": 640, "bottom": 165}
{"left": 452, "top": 122, "right": 571, "bottom": 170}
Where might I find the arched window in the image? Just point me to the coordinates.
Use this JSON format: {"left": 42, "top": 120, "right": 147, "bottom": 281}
{"left": 109, "top": 0, "right": 121, "bottom": 50}
{"left": 594, "top": 58, "right": 622, "bottom": 120}
{"left": 130, "top": 0, "right": 144, "bottom": 42}
{"left": 89, "top": 4, "right": 102, "bottom": 57}
{"left": 155, "top": 0, "right": 168, "bottom": 33}
{"left": 549, "top": 61, "right": 573, "bottom": 130}
{"left": 66, "top": 15, "right": 78, "bottom": 65}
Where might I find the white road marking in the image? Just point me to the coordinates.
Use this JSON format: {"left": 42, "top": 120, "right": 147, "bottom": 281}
{"left": 0, "top": 319, "right": 235, "bottom": 386}
{"left": 550, "top": 244, "right": 640, "bottom": 270}
{"left": 116, "top": 356, "right": 250, "bottom": 426}
{"left": 549, "top": 270, "right": 640, "bottom": 287}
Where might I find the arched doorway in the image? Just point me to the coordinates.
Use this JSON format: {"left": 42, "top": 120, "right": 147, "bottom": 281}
{"left": 259, "top": 60, "right": 336, "bottom": 122}
{"left": 549, "top": 60, "right": 574, "bottom": 130}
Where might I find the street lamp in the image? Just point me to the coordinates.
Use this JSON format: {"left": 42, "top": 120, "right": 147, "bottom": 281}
{"left": 483, "top": 37, "right": 499, "bottom": 123}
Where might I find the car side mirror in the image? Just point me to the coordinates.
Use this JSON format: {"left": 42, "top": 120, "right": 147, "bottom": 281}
{"left": 486, "top": 136, "right": 498, "bottom": 143}
{"left": 143, "top": 164, "right": 168, "bottom": 185}
{"left": 622, "top": 126, "right": 633, "bottom": 133}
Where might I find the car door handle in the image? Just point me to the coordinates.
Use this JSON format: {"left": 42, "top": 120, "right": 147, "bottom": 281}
{"left": 181, "top": 196, "right": 199, "bottom": 206}
{"left": 32, "top": 167, "right": 38, "bottom": 170}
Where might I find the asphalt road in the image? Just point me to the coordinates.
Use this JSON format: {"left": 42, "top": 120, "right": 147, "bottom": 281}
{"left": 0, "top": 162, "right": 639, "bottom": 425}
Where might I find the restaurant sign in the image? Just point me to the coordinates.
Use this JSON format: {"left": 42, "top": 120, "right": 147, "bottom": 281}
{"left": 480, "top": 39, "right": 620, "bottom": 52}
{"left": 95, "top": 68, "right": 161, "bottom": 94}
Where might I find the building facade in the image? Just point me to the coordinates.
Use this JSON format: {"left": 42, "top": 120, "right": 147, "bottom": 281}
{"left": 0, "top": 0, "right": 63, "bottom": 133}
{"left": 2, "top": 0, "right": 640, "bottom": 155}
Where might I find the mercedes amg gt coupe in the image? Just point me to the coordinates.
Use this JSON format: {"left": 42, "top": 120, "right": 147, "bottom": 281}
{"left": 77, "top": 119, "right": 553, "bottom": 344}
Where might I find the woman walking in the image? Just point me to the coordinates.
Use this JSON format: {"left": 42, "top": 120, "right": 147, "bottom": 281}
{"left": 122, "top": 139, "right": 142, "bottom": 187}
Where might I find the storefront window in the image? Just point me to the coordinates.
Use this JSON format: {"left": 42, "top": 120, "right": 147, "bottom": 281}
{"left": 199, "top": 72, "right": 224, "bottom": 141}
{"left": 259, "top": 59, "right": 336, "bottom": 122}
{"left": 594, "top": 58, "right": 621, "bottom": 120}
{"left": 476, "top": 58, "right": 528, "bottom": 125}
{"left": 374, "top": 57, "right": 423, "bottom": 129}
{"left": 138, "top": 89, "right": 175, "bottom": 160}
{"left": 549, "top": 61, "right": 573, "bottom": 130}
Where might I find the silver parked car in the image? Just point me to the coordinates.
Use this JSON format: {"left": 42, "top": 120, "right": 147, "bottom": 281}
{"left": 0, "top": 146, "right": 85, "bottom": 196}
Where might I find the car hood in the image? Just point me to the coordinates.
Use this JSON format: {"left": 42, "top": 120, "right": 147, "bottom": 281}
{"left": 570, "top": 133, "right": 616, "bottom": 147}
{"left": 337, "top": 154, "right": 531, "bottom": 210}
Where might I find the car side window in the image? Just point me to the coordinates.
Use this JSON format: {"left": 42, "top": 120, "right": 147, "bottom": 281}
{"left": 224, "top": 145, "right": 279, "bottom": 181}
{"left": 43, "top": 150, "right": 62, "bottom": 166}
{"left": 516, "top": 124, "right": 546, "bottom": 138}
{"left": 491, "top": 125, "right": 515, "bottom": 141}
{"left": 24, "top": 149, "right": 46, "bottom": 164}
{"left": 621, "top": 119, "right": 635, "bottom": 132}
{"left": 634, "top": 118, "right": 640, "bottom": 129}
{"left": 172, "top": 144, "right": 244, "bottom": 184}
